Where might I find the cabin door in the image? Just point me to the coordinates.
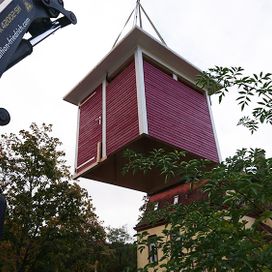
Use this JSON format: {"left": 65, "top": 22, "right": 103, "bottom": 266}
{"left": 77, "top": 87, "right": 102, "bottom": 172}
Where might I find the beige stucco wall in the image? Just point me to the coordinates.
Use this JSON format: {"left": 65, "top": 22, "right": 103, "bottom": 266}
{"left": 137, "top": 216, "right": 272, "bottom": 271}
{"left": 137, "top": 224, "right": 169, "bottom": 272}
{"left": 243, "top": 215, "right": 272, "bottom": 228}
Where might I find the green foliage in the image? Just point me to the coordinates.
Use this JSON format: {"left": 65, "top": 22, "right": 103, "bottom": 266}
{"left": 101, "top": 226, "right": 137, "bottom": 272}
{"left": 197, "top": 66, "right": 272, "bottom": 133}
{"left": 107, "top": 225, "right": 132, "bottom": 244}
{"left": 126, "top": 148, "right": 272, "bottom": 271}
{"left": 123, "top": 149, "right": 210, "bottom": 183}
{"left": 0, "top": 123, "right": 106, "bottom": 272}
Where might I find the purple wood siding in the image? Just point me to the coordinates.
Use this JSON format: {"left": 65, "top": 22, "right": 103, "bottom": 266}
{"left": 77, "top": 85, "right": 102, "bottom": 171}
{"left": 106, "top": 61, "right": 139, "bottom": 155}
{"left": 144, "top": 61, "right": 219, "bottom": 162}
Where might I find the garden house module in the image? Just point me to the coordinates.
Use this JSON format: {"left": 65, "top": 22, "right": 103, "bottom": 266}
{"left": 64, "top": 26, "right": 220, "bottom": 194}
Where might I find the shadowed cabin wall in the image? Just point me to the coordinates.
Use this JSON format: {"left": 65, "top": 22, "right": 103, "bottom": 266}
{"left": 144, "top": 60, "right": 219, "bottom": 162}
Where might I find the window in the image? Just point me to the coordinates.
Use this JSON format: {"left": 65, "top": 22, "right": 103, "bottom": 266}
{"left": 173, "top": 195, "right": 179, "bottom": 205}
{"left": 148, "top": 235, "right": 158, "bottom": 264}
{"left": 154, "top": 202, "right": 159, "bottom": 211}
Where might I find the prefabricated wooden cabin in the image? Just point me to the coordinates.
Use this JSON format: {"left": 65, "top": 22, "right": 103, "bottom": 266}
{"left": 64, "top": 27, "right": 220, "bottom": 194}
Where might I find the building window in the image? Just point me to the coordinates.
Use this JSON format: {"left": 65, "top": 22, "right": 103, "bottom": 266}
{"left": 154, "top": 202, "right": 159, "bottom": 210}
{"left": 148, "top": 235, "right": 158, "bottom": 264}
{"left": 173, "top": 195, "right": 179, "bottom": 204}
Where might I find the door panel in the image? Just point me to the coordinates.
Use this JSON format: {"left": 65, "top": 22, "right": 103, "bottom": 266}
{"left": 77, "top": 86, "right": 102, "bottom": 170}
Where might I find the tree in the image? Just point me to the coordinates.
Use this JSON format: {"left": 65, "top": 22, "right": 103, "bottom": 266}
{"left": 125, "top": 148, "right": 272, "bottom": 271}
{"left": 107, "top": 225, "right": 132, "bottom": 245}
{"left": 124, "top": 68, "right": 272, "bottom": 271}
{"left": 0, "top": 123, "right": 107, "bottom": 272}
{"left": 197, "top": 67, "right": 272, "bottom": 133}
{"left": 100, "top": 226, "right": 137, "bottom": 272}
{"left": 124, "top": 66, "right": 272, "bottom": 271}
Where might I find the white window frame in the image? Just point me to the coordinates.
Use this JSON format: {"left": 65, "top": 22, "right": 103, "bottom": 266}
{"left": 173, "top": 195, "right": 179, "bottom": 205}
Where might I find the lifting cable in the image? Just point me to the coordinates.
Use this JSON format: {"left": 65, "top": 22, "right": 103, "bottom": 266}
{"left": 112, "top": 0, "right": 167, "bottom": 48}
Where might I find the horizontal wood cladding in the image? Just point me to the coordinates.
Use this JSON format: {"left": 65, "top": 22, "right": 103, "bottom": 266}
{"left": 144, "top": 61, "right": 219, "bottom": 162}
{"left": 106, "top": 61, "right": 139, "bottom": 155}
{"left": 77, "top": 85, "right": 102, "bottom": 171}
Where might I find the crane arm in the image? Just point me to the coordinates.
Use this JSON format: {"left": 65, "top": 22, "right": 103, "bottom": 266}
{"left": 0, "top": 0, "right": 77, "bottom": 77}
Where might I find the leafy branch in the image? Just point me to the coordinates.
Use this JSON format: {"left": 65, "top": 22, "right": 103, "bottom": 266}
{"left": 128, "top": 148, "right": 272, "bottom": 271}
{"left": 197, "top": 67, "right": 272, "bottom": 133}
{"left": 123, "top": 148, "right": 210, "bottom": 182}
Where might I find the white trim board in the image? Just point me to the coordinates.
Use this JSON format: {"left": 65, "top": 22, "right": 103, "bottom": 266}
{"left": 102, "top": 79, "right": 107, "bottom": 158}
{"left": 134, "top": 47, "right": 148, "bottom": 135}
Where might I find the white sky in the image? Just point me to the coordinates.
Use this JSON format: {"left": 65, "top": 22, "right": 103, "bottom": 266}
{"left": 1, "top": 0, "right": 271, "bottom": 234}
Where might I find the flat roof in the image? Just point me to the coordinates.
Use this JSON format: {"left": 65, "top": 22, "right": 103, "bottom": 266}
{"left": 64, "top": 26, "right": 202, "bottom": 106}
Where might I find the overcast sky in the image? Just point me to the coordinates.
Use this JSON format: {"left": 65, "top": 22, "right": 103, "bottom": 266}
{"left": 1, "top": 0, "right": 271, "bottom": 234}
